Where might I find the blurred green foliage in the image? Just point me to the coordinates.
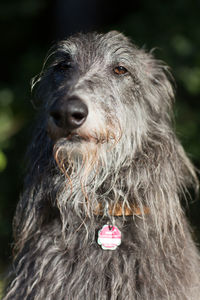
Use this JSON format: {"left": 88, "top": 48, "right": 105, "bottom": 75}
{"left": 0, "top": 0, "right": 200, "bottom": 271}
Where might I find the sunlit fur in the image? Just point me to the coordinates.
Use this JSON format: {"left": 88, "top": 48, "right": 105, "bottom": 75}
{"left": 4, "top": 31, "right": 200, "bottom": 299}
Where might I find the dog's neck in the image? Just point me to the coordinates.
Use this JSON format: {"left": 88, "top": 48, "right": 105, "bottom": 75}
{"left": 94, "top": 203, "right": 150, "bottom": 216}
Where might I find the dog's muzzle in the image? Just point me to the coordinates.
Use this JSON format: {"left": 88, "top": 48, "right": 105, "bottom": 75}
{"left": 48, "top": 96, "right": 88, "bottom": 140}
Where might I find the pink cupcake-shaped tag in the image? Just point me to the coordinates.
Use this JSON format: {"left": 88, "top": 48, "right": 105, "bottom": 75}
{"left": 98, "top": 225, "right": 121, "bottom": 250}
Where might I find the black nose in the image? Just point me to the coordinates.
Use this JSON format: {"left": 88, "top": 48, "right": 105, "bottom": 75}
{"left": 50, "top": 97, "right": 88, "bottom": 130}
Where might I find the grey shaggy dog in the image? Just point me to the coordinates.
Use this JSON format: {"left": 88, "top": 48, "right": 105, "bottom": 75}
{"left": 4, "top": 31, "right": 200, "bottom": 300}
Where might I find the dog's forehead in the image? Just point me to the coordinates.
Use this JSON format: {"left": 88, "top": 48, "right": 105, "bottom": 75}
{"left": 58, "top": 32, "right": 138, "bottom": 62}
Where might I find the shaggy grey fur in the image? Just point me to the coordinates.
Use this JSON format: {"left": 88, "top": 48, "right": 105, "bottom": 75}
{"left": 3, "top": 31, "right": 200, "bottom": 299}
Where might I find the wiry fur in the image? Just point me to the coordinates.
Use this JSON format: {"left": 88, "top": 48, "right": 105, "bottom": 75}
{"left": 4, "top": 31, "right": 200, "bottom": 299}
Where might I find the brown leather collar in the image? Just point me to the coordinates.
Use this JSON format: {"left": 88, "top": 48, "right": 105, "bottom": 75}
{"left": 94, "top": 203, "right": 150, "bottom": 216}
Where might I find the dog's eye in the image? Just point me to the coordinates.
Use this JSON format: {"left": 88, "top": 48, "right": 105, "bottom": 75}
{"left": 113, "top": 66, "right": 128, "bottom": 75}
{"left": 56, "top": 62, "right": 72, "bottom": 72}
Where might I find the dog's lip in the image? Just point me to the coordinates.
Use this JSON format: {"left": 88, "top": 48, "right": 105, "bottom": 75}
{"left": 66, "top": 132, "right": 106, "bottom": 144}
{"left": 66, "top": 132, "right": 90, "bottom": 142}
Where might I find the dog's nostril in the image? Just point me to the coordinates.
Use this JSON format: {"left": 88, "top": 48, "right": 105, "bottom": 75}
{"left": 69, "top": 106, "right": 88, "bottom": 128}
{"left": 49, "top": 97, "right": 88, "bottom": 130}
{"left": 71, "top": 112, "right": 86, "bottom": 121}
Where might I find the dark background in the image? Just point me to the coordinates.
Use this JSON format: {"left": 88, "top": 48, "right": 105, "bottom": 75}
{"left": 0, "top": 0, "right": 200, "bottom": 286}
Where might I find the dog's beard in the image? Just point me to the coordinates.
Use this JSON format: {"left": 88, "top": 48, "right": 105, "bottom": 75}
{"left": 52, "top": 138, "right": 105, "bottom": 222}
{"left": 53, "top": 128, "right": 121, "bottom": 187}
{"left": 54, "top": 138, "right": 100, "bottom": 183}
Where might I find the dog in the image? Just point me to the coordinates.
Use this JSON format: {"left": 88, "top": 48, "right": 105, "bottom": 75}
{"left": 4, "top": 31, "right": 200, "bottom": 299}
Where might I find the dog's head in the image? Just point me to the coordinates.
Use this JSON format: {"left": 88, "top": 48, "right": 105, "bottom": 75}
{"left": 32, "top": 31, "right": 174, "bottom": 172}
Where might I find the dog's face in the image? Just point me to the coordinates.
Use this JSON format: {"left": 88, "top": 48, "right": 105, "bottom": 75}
{"left": 34, "top": 31, "right": 174, "bottom": 172}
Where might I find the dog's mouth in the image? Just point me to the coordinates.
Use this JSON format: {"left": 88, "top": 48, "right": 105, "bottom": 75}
{"left": 66, "top": 132, "right": 89, "bottom": 143}
{"left": 66, "top": 132, "right": 109, "bottom": 144}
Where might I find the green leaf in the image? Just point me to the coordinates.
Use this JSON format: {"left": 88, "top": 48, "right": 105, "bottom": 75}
{"left": 0, "top": 150, "right": 7, "bottom": 172}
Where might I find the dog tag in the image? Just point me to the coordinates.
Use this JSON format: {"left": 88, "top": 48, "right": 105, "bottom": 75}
{"left": 97, "top": 225, "right": 121, "bottom": 250}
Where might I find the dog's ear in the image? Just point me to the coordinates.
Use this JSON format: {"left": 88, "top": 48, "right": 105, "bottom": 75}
{"left": 31, "top": 46, "right": 59, "bottom": 109}
{"left": 148, "top": 53, "right": 174, "bottom": 90}
{"left": 139, "top": 50, "right": 175, "bottom": 113}
{"left": 31, "top": 70, "right": 51, "bottom": 109}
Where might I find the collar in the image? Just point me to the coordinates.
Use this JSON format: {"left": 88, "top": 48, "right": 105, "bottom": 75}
{"left": 94, "top": 202, "right": 150, "bottom": 216}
